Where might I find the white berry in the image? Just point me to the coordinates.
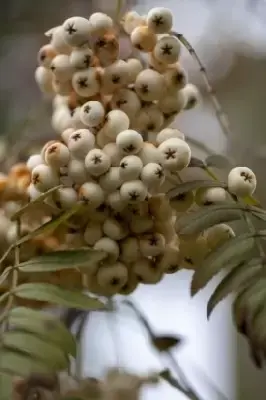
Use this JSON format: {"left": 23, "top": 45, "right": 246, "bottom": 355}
{"left": 50, "top": 54, "right": 73, "bottom": 82}
{"left": 78, "top": 182, "right": 104, "bottom": 208}
{"left": 99, "top": 167, "right": 122, "bottom": 193}
{"left": 44, "top": 142, "right": 70, "bottom": 169}
{"left": 26, "top": 154, "right": 43, "bottom": 172}
{"left": 94, "top": 237, "right": 119, "bottom": 263}
{"left": 122, "top": 11, "right": 145, "bottom": 34}
{"left": 102, "top": 143, "right": 123, "bottom": 167}
{"left": 103, "top": 218, "right": 128, "bottom": 241}
{"left": 156, "top": 128, "right": 185, "bottom": 145}
{"left": 205, "top": 224, "right": 235, "bottom": 250}
{"left": 100, "top": 60, "right": 129, "bottom": 94}
{"left": 119, "top": 155, "right": 143, "bottom": 181}
{"left": 156, "top": 242, "right": 180, "bottom": 273}
{"left": 141, "top": 163, "right": 165, "bottom": 188}
{"left": 120, "top": 180, "right": 147, "bottom": 204}
{"left": 106, "top": 190, "right": 127, "bottom": 213}
{"left": 116, "top": 130, "right": 143, "bottom": 155}
{"left": 138, "top": 142, "right": 161, "bottom": 165}
{"left": 131, "top": 26, "right": 157, "bottom": 52}
{"left": 126, "top": 58, "right": 143, "bottom": 83}
{"left": 195, "top": 187, "right": 227, "bottom": 206}
{"left": 129, "top": 215, "right": 153, "bottom": 234}
{"left": 84, "top": 221, "right": 103, "bottom": 246}
{"left": 72, "top": 68, "right": 100, "bottom": 97}
{"left": 132, "top": 258, "right": 163, "bottom": 284}
{"left": 80, "top": 101, "right": 105, "bottom": 128}
{"left": 120, "top": 236, "right": 141, "bottom": 263}
{"left": 102, "top": 110, "right": 130, "bottom": 140}
{"left": 69, "top": 47, "right": 94, "bottom": 70}
{"left": 68, "top": 129, "right": 95, "bottom": 159}
{"left": 96, "top": 262, "right": 128, "bottom": 295}
{"left": 49, "top": 25, "right": 71, "bottom": 54}
{"left": 227, "top": 166, "right": 257, "bottom": 197}
{"left": 67, "top": 159, "right": 87, "bottom": 184}
{"left": 181, "top": 83, "right": 200, "bottom": 109}
{"left": 38, "top": 44, "right": 57, "bottom": 68}
{"left": 158, "top": 138, "right": 191, "bottom": 171}
{"left": 31, "top": 164, "right": 59, "bottom": 193}
{"left": 61, "top": 128, "right": 75, "bottom": 144}
{"left": 85, "top": 149, "right": 111, "bottom": 177}
{"left": 158, "top": 91, "right": 186, "bottom": 115}
{"left": 88, "top": 12, "right": 113, "bottom": 36}
{"left": 153, "top": 35, "right": 181, "bottom": 64}
{"left": 62, "top": 17, "right": 91, "bottom": 47}
{"left": 135, "top": 69, "right": 165, "bottom": 101}
{"left": 35, "top": 66, "right": 53, "bottom": 94}
{"left": 146, "top": 7, "right": 173, "bottom": 34}
{"left": 164, "top": 63, "right": 188, "bottom": 92}
{"left": 53, "top": 187, "right": 78, "bottom": 210}
{"left": 111, "top": 89, "right": 141, "bottom": 118}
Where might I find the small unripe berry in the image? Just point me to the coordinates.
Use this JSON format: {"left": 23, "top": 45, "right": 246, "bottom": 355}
{"left": 62, "top": 17, "right": 91, "bottom": 47}
{"left": 31, "top": 164, "right": 59, "bottom": 192}
{"left": 139, "top": 232, "right": 165, "bottom": 257}
{"left": 205, "top": 223, "right": 235, "bottom": 250}
{"left": 147, "top": 7, "right": 173, "bottom": 34}
{"left": 135, "top": 69, "right": 165, "bottom": 101}
{"left": 84, "top": 221, "right": 103, "bottom": 245}
{"left": 80, "top": 101, "right": 105, "bottom": 128}
{"left": 195, "top": 187, "right": 227, "bottom": 206}
{"left": 227, "top": 166, "right": 257, "bottom": 197}
{"left": 85, "top": 149, "right": 111, "bottom": 177}
{"left": 119, "top": 155, "right": 143, "bottom": 181}
{"left": 170, "top": 191, "right": 194, "bottom": 212}
{"left": 68, "top": 129, "right": 95, "bottom": 159}
{"left": 103, "top": 217, "right": 128, "bottom": 240}
{"left": 158, "top": 138, "right": 191, "bottom": 171}
{"left": 102, "top": 110, "right": 130, "bottom": 140}
{"left": 153, "top": 35, "right": 181, "bottom": 64}
{"left": 156, "top": 128, "right": 185, "bottom": 145}
{"left": 131, "top": 26, "right": 157, "bottom": 52}
{"left": 78, "top": 182, "right": 104, "bottom": 208}
{"left": 44, "top": 142, "right": 70, "bottom": 169}
{"left": 120, "top": 180, "right": 148, "bottom": 203}
{"left": 96, "top": 261, "right": 128, "bottom": 295}
{"left": 94, "top": 236, "right": 119, "bottom": 263}
{"left": 132, "top": 258, "right": 163, "bottom": 284}
{"left": 116, "top": 130, "right": 143, "bottom": 155}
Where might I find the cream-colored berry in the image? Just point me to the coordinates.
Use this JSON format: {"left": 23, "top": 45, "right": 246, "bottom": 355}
{"left": 140, "top": 163, "right": 165, "bottom": 189}
{"left": 49, "top": 25, "right": 71, "bottom": 54}
{"left": 85, "top": 149, "right": 111, "bottom": 177}
{"left": 50, "top": 54, "right": 73, "bottom": 82}
{"left": 94, "top": 237, "right": 119, "bottom": 263}
{"left": 156, "top": 242, "right": 181, "bottom": 274}
{"left": 181, "top": 83, "right": 200, "bottom": 110}
{"left": 100, "top": 60, "right": 129, "bottom": 94}
{"left": 84, "top": 221, "right": 103, "bottom": 246}
{"left": 31, "top": 164, "right": 59, "bottom": 193}
{"left": 135, "top": 69, "right": 165, "bottom": 101}
{"left": 70, "top": 106, "right": 87, "bottom": 130}
{"left": 102, "top": 110, "right": 130, "bottom": 140}
{"left": 111, "top": 89, "right": 141, "bottom": 118}
{"left": 102, "top": 143, "right": 123, "bottom": 167}
{"left": 120, "top": 236, "right": 141, "bottom": 263}
{"left": 129, "top": 215, "right": 154, "bottom": 234}
{"left": 148, "top": 194, "right": 173, "bottom": 221}
{"left": 153, "top": 35, "right": 181, "bottom": 64}
{"left": 126, "top": 58, "right": 143, "bottom": 83}
{"left": 52, "top": 78, "right": 72, "bottom": 96}
{"left": 41, "top": 140, "right": 58, "bottom": 161}
{"left": 80, "top": 101, "right": 105, "bottom": 128}
{"left": 170, "top": 191, "right": 194, "bottom": 212}
{"left": 158, "top": 91, "right": 186, "bottom": 115}
{"left": 195, "top": 187, "right": 227, "bottom": 206}
{"left": 27, "top": 183, "right": 42, "bottom": 201}
{"left": 179, "top": 236, "right": 209, "bottom": 270}
{"left": 120, "top": 180, "right": 147, "bottom": 204}
{"left": 205, "top": 224, "right": 235, "bottom": 250}
{"left": 122, "top": 11, "right": 145, "bottom": 34}
{"left": 132, "top": 104, "right": 164, "bottom": 134}
{"left": 78, "top": 182, "right": 104, "bottom": 208}
{"left": 119, "top": 155, "right": 143, "bottom": 181}
{"left": 62, "top": 17, "right": 91, "bottom": 47}
{"left": 156, "top": 128, "right": 185, "bottom": 145}
{"left": 26, "top": 154, "right": 43, "bottom": 172}
{"left": 88, "top": 12, "right": 113, "bottom": 36}
{"left": 131, "top": 26, "right": 157, "bottom": 52}
{"left": 96, "top": 262, "right": 128, "bottom": 295}
{"left": 153, "top": 219, "right": 176, "bottom": 243}
{"left": 138, "top": 142, "right": 161, "bottom": 165}
{"left": 119, "top": 272, "right": 139, "bottom": 295}
{"left": 68, "top": 129, "right": 95, "bottom": 159}
{"left": 38, "top": 44, "right": 57, "bottom": 68}
{"left": 99, "top": 167, "right": 122, "bottom": 192}
{"left": 72, "top": 68, "right": 100, "bottom": 97}
{"left": 158, "top": 138, "right": 191, "bottom": 171}
{"left": 35, "top": 66, "right": 53, "bottom": 94}
{"left": 139, "top": 232, "right": 165, "bottom": 257}
{"left": 59, "top": 166, "right": 73, "bottom": 187}
{"left": 106, "top": 190, "right": 127, "bottom": 213}
{"left": 44, "top": 142, "right": 70, "bottom": 169}
{"left": 67, "top": 158, "right": 87, "bottom": 184}
{"left": 103, "top": 218, "right": 128, "bottom": 241}
{"left": 116, "top": 130, "right": 143, "bottom": 155}
{"left": 61, "top": 128, "right": 75, "bottom": 144}
{"left": 53, "top": 187, "right": 78, "bottom": 210}
{"left": 93, "top": 33, "right": 119, "bottom": 67}
{"left": 227, "top": 166, "right": 257, "bottom": 197}
{"left": 69, "top": 47, "right": 94, "bottom": 70}
{"left": 147, "top": 7, "right": 173, "bottom": 34}
{"left": 132, "top": 258, "right": 163, "bottom": 284}
{"left": 164, "top": 63, "right": 188, "bottom": 92}
{"left": 96, "top": 129, "right": 112, "bottom": 148}
{"left": 148, "top": 52, "right": 170, "bottom": 73}
{"left": 89, "top": 202, "right": 110, "bottom": 223}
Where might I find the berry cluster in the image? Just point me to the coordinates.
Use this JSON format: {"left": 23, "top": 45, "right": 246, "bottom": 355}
{"left": 0, "top": 7, "right": 258, "bottom": 300}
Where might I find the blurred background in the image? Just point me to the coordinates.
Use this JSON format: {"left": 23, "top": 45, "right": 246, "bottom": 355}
{"left": 1, "top": 0, "right": 266, "bottom": 399}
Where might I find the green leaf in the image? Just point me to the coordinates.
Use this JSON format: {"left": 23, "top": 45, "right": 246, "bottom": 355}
{"left": 0, "top": 350, "right": 52, "bottom": 377}
{"left": 188, "top": 157, "right": 205, "bottom": 168}
{"left": 2, "top": 330, "right": 68, "bottom": 370}
{"left": 18, "top": 248, "right": 106, "bottom": 272}
{"left": 14, "top": 283, "right": 105, "bottom": 310}
{"left": 176, "top": 204, "right": 244, "bottom": 236}
{"left": 205, "top": 154, "right": 232, "bottom": 169}
{"left": 249, "top": 304, "right": 266, "bottom": 352}
{"left": 168, "top": 180, "right": 227, "bottom": 199}
{"left": 11, "top": 185, "right": 63, "bottom": 221}
{"left": 8, "top": 307, "right": 76, "bottom": 356}
{"left": 16, "top": 203, "right": 83, "bottom": 246}
{"left": 207, "top": 258, "right": 263, "bottom": 318}
{"left": 191, "top": 233, "right": 255, "bottom": 295}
